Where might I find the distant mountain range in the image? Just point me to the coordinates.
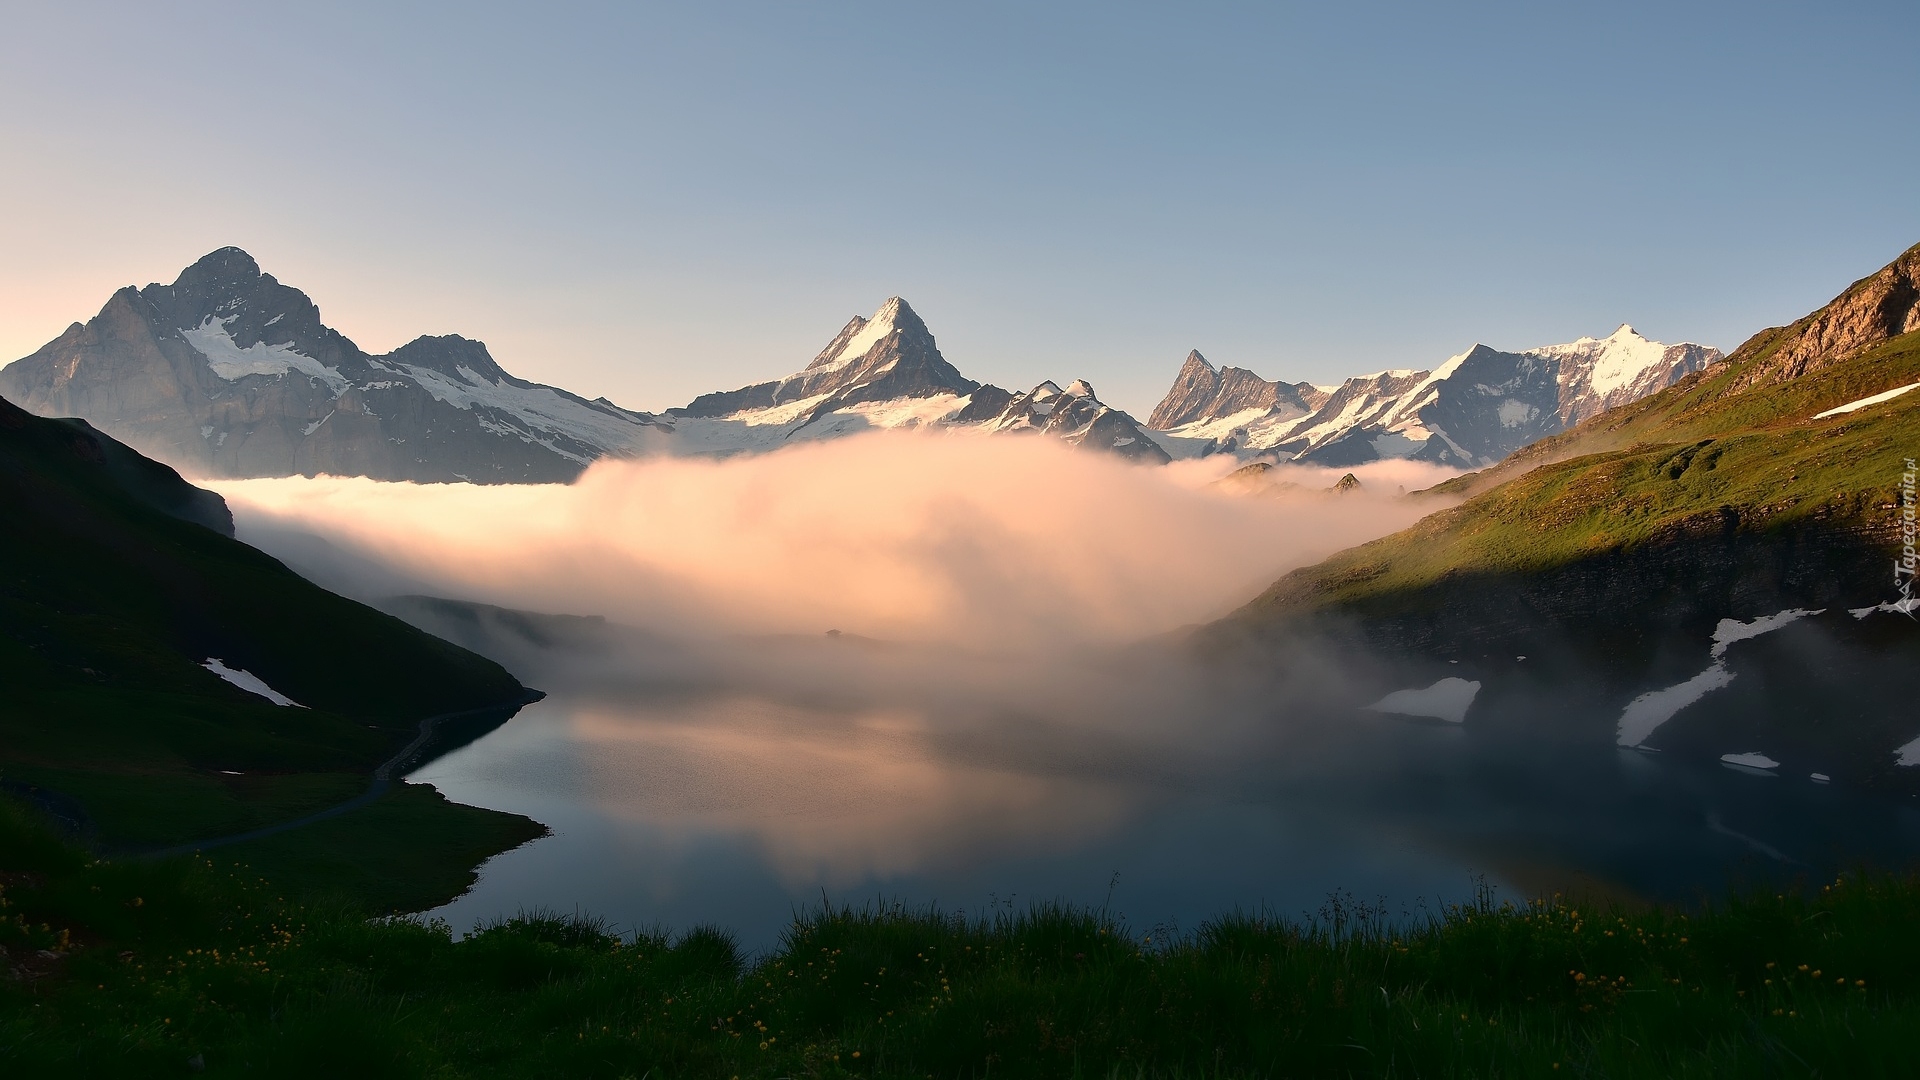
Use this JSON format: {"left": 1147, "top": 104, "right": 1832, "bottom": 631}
{"left": 0, "top": 247, "right": 1714, "bottom": 481}
{"left": 1147, "top": 327, "right": 1723, "bottom": 468}
{"left": 0, "top": 251, "right": 1168, "bottom": 477}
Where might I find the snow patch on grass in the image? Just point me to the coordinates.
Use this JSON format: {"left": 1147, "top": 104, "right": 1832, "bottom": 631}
{"left": 1364, "top": 677, "right": 1480, "bottom": 723}
{"left": 202, "top": 659, "right": 304, "bottom": 708}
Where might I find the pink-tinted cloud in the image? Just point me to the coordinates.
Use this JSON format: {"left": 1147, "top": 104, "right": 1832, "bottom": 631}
{"left": 214, "top": 431, "right": 1447, "bottom": 647}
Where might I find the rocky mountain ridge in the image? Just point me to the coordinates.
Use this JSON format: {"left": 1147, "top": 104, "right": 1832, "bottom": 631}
{"left": 1146, "top": 351, "right": 1327, "bottom": 430}
{"left": 1722, "top": 241, "right": 1920, "bottom": 392}
{"left": 0, "top": 248, "right": 666, "bottom": 483}
{"left": 1150, "top": 326, "right": 1722, "bottom": 468}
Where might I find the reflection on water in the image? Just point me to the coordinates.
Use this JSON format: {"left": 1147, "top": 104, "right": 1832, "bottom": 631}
{"left": 411, "top": 682, "right": 1920, "bottom": 952}
{"left": 412, "top": 690, "right": 1483, "bottom": 949}
{"left": 401, "top": 616, "right": 1920, "bottom": 953}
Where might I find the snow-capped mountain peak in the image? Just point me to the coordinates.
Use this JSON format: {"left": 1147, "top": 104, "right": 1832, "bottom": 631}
{"left": 807, "top": 296, "right": 915, "bottom": 375}
{"left": 0, "top": 247, "right": 665, "bottom": 482}
{"left": 662, "top": 303, "right": 1166, "bottom": 462}
{"left": 678, "top": 296, "right": 972, "bottom": 422}
{"left": 1526, "top": 323, "right": 1682, "bottom": 400}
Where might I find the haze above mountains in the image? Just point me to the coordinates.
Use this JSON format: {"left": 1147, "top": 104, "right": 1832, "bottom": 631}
{"left": 0, "top": 248, "right": 1719, "bottom": 483}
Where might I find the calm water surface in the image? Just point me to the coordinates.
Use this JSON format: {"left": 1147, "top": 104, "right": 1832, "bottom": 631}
{"left": 410, "top": 668, "right": 1920, "bottom": 950}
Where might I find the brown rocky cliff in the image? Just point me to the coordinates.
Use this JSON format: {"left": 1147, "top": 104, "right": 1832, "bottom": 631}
{"left": 1727, "top": 240, "right": 1920, "bottom": 390}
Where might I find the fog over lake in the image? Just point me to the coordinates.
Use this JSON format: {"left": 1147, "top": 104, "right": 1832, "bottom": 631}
{"left": 212, "top": 434, "right": 1920, "bottom": 948}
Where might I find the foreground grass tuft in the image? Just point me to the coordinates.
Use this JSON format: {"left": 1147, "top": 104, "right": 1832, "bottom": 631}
{"left": 5, "top": 797, "right": 1920, "bottom": 1077}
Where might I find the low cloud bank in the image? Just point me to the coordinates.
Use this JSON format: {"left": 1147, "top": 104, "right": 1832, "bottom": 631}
{"left": 214, "top": 432, "right": 1450, "bottom": 649}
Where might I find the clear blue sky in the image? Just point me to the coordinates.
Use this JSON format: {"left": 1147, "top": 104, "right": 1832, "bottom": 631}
{"left": 3, "top": 1, "right": 1916, "bottom": 416}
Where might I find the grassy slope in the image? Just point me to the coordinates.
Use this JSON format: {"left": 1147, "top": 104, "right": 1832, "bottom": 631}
{"left": 1226, "top": 323, "right": 1920, "bottom": 625}
{"left": 0, "top": 395, "right": 529, "bottom": 849}
{"left": 5, "top": 798, "right": 1920, "bottom": 1078}
{"left": 215, "top": 783, "right": 547, "bottom": 915}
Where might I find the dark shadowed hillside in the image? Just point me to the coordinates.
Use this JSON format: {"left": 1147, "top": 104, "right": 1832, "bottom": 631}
{"left": 0, "top": 394, "right": 531, "bottom": 846}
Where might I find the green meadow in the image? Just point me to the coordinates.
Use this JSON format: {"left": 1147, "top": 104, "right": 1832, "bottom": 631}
{"left": 5, "top": 795, "right": 1919, "bottom": 1078}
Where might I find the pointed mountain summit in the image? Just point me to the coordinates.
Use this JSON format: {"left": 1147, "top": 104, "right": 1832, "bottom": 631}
{"left": 678, "top": 296, "right": 977, "bottom": 418}
{"left": 0, "top": 247, "right": 663, "bottom": 483}
{"left": 664, "top": 298, "right": 1166, "bottom": 462}
{"left": 1146, "top": 350, "right": 1324, "bottom": 431}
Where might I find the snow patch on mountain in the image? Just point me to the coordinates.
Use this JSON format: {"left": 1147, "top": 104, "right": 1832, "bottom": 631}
{"left": 1711, "top": 609, "right": 1822, "bottom": 659}
{"left": 1813, "top": 380, "right": 1920, "bottom": 419}
{"left": 1616, "top": 664, "right": 1736, "bottom": 747}
{"left": 814, "top": 308, "right": 898, "bottom": 373}
{"left": 393, "top": 361, "right": 658, "bottom": 463}
{"left": 1365, "top": 677, "right": 1481, "bottom": 723}
{"left": 664, "top": 392, "right": 979, "bottom": 454}
{"left": 1897, "top": 734, "right": 1920, "bottom": 767}
{"left": 1497, "top": 400, "right": 1536, "bottom": 428}
{"left": 183, "top": 315, "right": 348, "bottom": 393}
{"left": 202, "top": 658, "right": 304, "bottom": 708}
{"left": 1615, "top": 607, "right": 1822, "bottom": 747}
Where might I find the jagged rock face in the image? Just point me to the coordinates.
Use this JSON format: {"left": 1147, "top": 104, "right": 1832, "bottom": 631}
{"left": 1726, "top": 241, "right": 1920, "bottom": 391}
{"left": 1149, "top": 327, "right": 1721, "bottom": 469}
{"left": 1145, "top": 350, "right": 1322, "bottom": 430}
{"left": 678, "top": 297, "right": 977, "bottom": 418}
{"left": 1394, "top": 346, "right": 1570, "bottom": 467}
{"left": 0, "top": 248, "right": 662, "bottom": 483}
{"left": 981, "top": 380, "right": 1172, "bottom": 464}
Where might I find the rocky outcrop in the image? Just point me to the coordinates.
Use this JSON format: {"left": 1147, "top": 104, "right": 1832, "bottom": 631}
{"left": 0, "top": 248, "right": 664, "bottom": 483}
{"left": 1725, "top": 240, "right": 1920, "bottom": 390}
